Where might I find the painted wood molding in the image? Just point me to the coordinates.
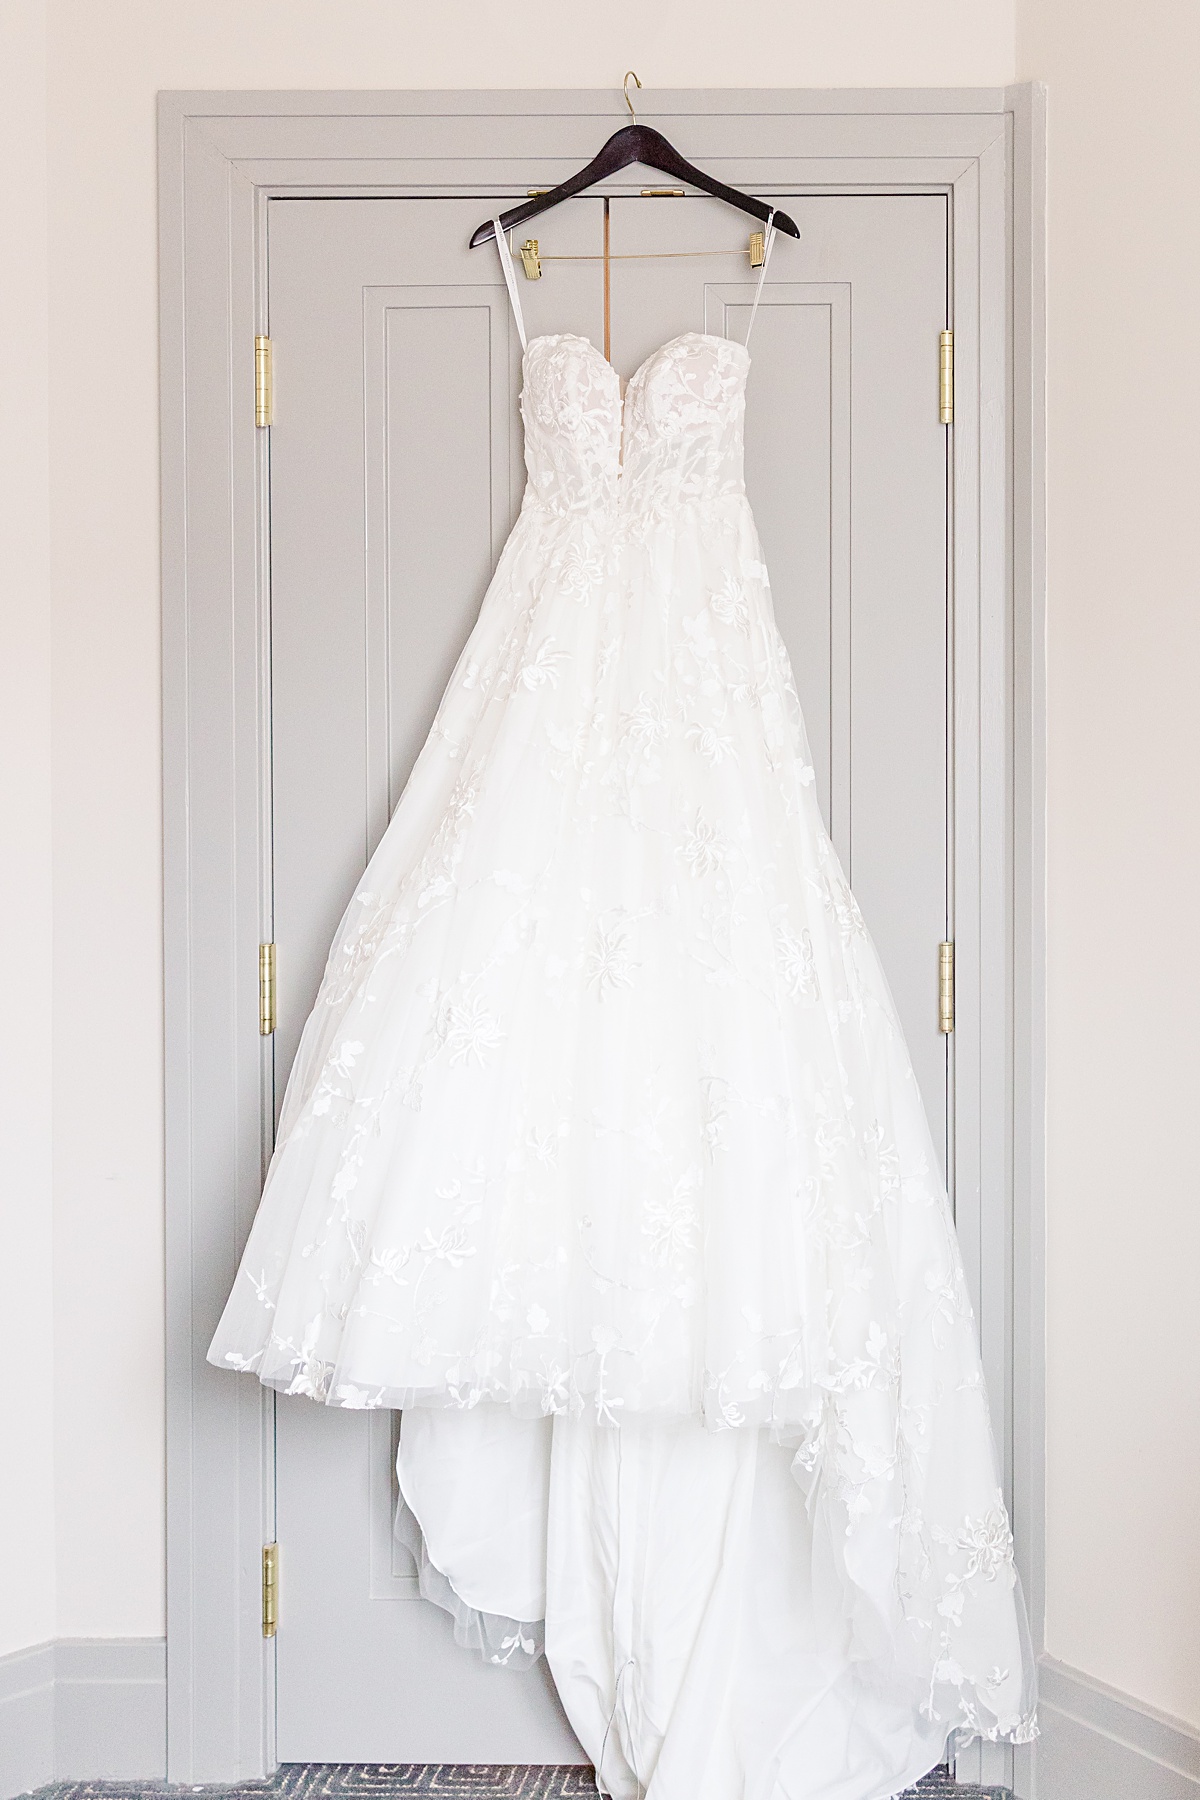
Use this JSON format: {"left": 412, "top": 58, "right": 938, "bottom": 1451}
{"left": 0, "top": 1638, "right": 166, "bottom": 1800}
{"left": 3, "top": 1638, "right": 1199, "bottom": 1800}
{"left": 1033, "top": 1656, "right": 1200, "bottom": 1800}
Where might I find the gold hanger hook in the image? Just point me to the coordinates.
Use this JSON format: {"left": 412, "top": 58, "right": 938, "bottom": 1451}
{"left": 623, "top": 70, "right": 642, "bottom": 123}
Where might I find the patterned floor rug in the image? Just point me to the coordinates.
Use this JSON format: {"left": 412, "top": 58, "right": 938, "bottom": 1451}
{"left": 23, "top": 1762, "right": 1011, "bottom": 1800}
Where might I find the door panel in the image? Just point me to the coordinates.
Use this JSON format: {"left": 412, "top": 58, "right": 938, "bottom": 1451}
{"left": 269, "top": 198, "right": 591, "bottom": 1761}
{"left": 368, "top": 290, "right": 508, "bottom": 827}
{"left": 267, "top": 190, "right": 949, "bottom": 1761}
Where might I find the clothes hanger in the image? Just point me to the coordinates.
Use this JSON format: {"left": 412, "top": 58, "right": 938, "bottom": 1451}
{"left": 469, "top": 73, "right": 801, "bottom": 248}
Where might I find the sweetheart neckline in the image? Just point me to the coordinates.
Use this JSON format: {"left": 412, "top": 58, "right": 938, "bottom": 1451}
{"left": 521, "top": 333, "right": 751, "bottom": 490}
{"left": 523, "top": 329, "right": 750, "bottom": 393}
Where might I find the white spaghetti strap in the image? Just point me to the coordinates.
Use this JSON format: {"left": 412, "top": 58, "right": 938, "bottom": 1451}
{"left": 493, "top": 217, "right": 527, "bottom": 352}
{"left": 744, "top": 210, "right": 778, "bottom": 349}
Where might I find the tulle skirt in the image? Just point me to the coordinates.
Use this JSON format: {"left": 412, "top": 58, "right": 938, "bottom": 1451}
{"left": 209, "top": 491, "right": 1037, "bottom": 1763}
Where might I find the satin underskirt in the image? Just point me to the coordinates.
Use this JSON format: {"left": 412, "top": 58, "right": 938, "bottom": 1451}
{"left": 396, "top": 1406, "right": 965, "bottom": 1800}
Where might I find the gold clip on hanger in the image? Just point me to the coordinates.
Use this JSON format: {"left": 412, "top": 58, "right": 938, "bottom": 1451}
{"left": 513, "top": 236, "right": 778, "bottom": 269}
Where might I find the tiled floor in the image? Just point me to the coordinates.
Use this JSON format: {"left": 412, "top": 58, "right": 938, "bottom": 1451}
{"left": 23, "top": 1763, "right": 1011, "bottom": 1800}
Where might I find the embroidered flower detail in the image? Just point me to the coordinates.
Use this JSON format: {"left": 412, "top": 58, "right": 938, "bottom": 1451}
{"left": 491, "top": 1627, "right": 538, "bottom": 1665}
{"left": 620, "top": 694, "right": 670, "bottom": 754}
{"left": 362, "top": 1248, "right": 410, "bottom": 1289}
{"left": 776, "top": 924, "right": 818, "bottom": 999}
{"left": 444, "top": 779, "right": 478, "bottom": 826}
{"left": 811, "top": 869, "right": 867, "bottom": 943}
{"left": 437, "top": 997, "right": 504, "bottom": 1066}
{"left": 246, "top": 1269, "right": 276, "bottom": 1309}
{"left": 925, "top": 1264, "right": 966, "bottom": 1345}
{"left": 556, "top": 540, "right": 604, "bottom": 602}
{"left": 709, "top": 576, "right": 750, "bottom": 632}
{"left": 538, "top": 1367, "right": 570, "bottom": 1413}
{"left": 330, "top": 1163, "right": 359, "bottom": 1202}
{"left": 417, "top": 1224, "right": 476, "bottom": 1267}
{"left": 526, "top": 1126, "right": 560, "bottom": 1165}
{"left": 518, "top": 638, "right": 568, "bottom": 690}
{"left": 284, "top": 1321, "right": 333, "bottom": 1400}
{"left": 949, "top": 1506, "right": 1016, "bottom": 1582}
{"left": 586, "top": 916, "right": 638, "bottom": 998}
{"left": 687, "top": 722, "right": 738, "bottom": 764}
{"left": 335, "top": 1385, "right": 386, "bottom": 1409}
{"left": 644, "top": 1170, "right": 701, "bottom": 1264}
{"left": 545, "top": 717, "right": 595, "bottom": 773}
{"left": 680, "top": 812, "right": 727, "bottom": 877}
{"left": 701, "top": 1082, "right": 729, "bottom": 1157}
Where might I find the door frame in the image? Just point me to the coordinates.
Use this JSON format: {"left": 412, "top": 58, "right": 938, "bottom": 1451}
{"left": 159, "top": 84, "right": 1047, "bottom": 1792}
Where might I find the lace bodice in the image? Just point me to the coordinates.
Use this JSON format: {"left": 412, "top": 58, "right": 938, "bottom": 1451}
{"left": 521, "top": 332, "right": 751, "bottom": 520}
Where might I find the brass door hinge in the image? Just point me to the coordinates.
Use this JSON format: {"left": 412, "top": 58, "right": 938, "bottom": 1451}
{"left": 262, "top": 1542, "right": 278, "bottom": 1638}
{"left": 259, "top": 942, "right": 276, "bottom": 1036}
{"left": 255, "top": 335, "right": 273, "bottom": 427}
{"left": 639, "top": 187, "right": 684, "bottom": 197}
{"left": 938, "top": 941, "right": 955, "bottom": 1034}
{"left": 939, "top": 330, "right": 954, "bottom": 425}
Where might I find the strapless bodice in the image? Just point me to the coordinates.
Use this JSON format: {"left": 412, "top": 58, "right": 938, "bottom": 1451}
{"left": 520, "top": 331, "right": 750, "bottom": 520}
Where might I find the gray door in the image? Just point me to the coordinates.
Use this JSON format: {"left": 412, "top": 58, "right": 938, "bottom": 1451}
{"left": 266, "top": 190, "right": 949, "bottom": 1762}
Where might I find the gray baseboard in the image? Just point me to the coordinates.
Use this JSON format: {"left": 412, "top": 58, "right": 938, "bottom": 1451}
{"left": 5, "top": 1636, "right": 1200, "bottom": 1800}
{"left": 1034, "top": 1655, "right": 1200, "bottom": 1800}
{"left": 0, "top": 1639, "right": 165, "bottom": 1800}
{"left": 0, "top": 1645, "right": 54, "bottom": 1800}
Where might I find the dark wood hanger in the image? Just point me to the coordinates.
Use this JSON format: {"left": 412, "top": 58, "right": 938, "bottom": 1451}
{"left": 469, "top": 124, "right": 800, "bottom": 249}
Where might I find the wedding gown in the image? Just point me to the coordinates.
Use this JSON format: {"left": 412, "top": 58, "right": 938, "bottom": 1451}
{"left": 209, "top": 217, "right": 1036, "bottom": 1797}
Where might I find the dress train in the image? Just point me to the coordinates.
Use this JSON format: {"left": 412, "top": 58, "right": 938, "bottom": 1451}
{"left": 396, "top": 1408, "right": 1021, "bottom": 1800}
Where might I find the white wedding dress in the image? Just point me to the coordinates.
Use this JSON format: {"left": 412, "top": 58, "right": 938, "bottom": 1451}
{"left": 210, "top": 218, "right": 1036, "bottom": 1797}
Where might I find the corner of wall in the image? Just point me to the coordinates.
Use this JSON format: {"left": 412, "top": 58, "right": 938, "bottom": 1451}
{"left": 0, "top": 0, "right": 56, "bottom": 1678}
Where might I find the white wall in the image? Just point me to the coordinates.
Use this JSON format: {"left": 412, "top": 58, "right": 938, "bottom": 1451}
{"left": 5, "top": 0, "right": 1198, "bottom": 1748}
{"left": 0, "top": 0, "right": 55, "bottom": 1662}
{"left": 1017, "top": 0, "right": 1200, "bottom": 1731}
